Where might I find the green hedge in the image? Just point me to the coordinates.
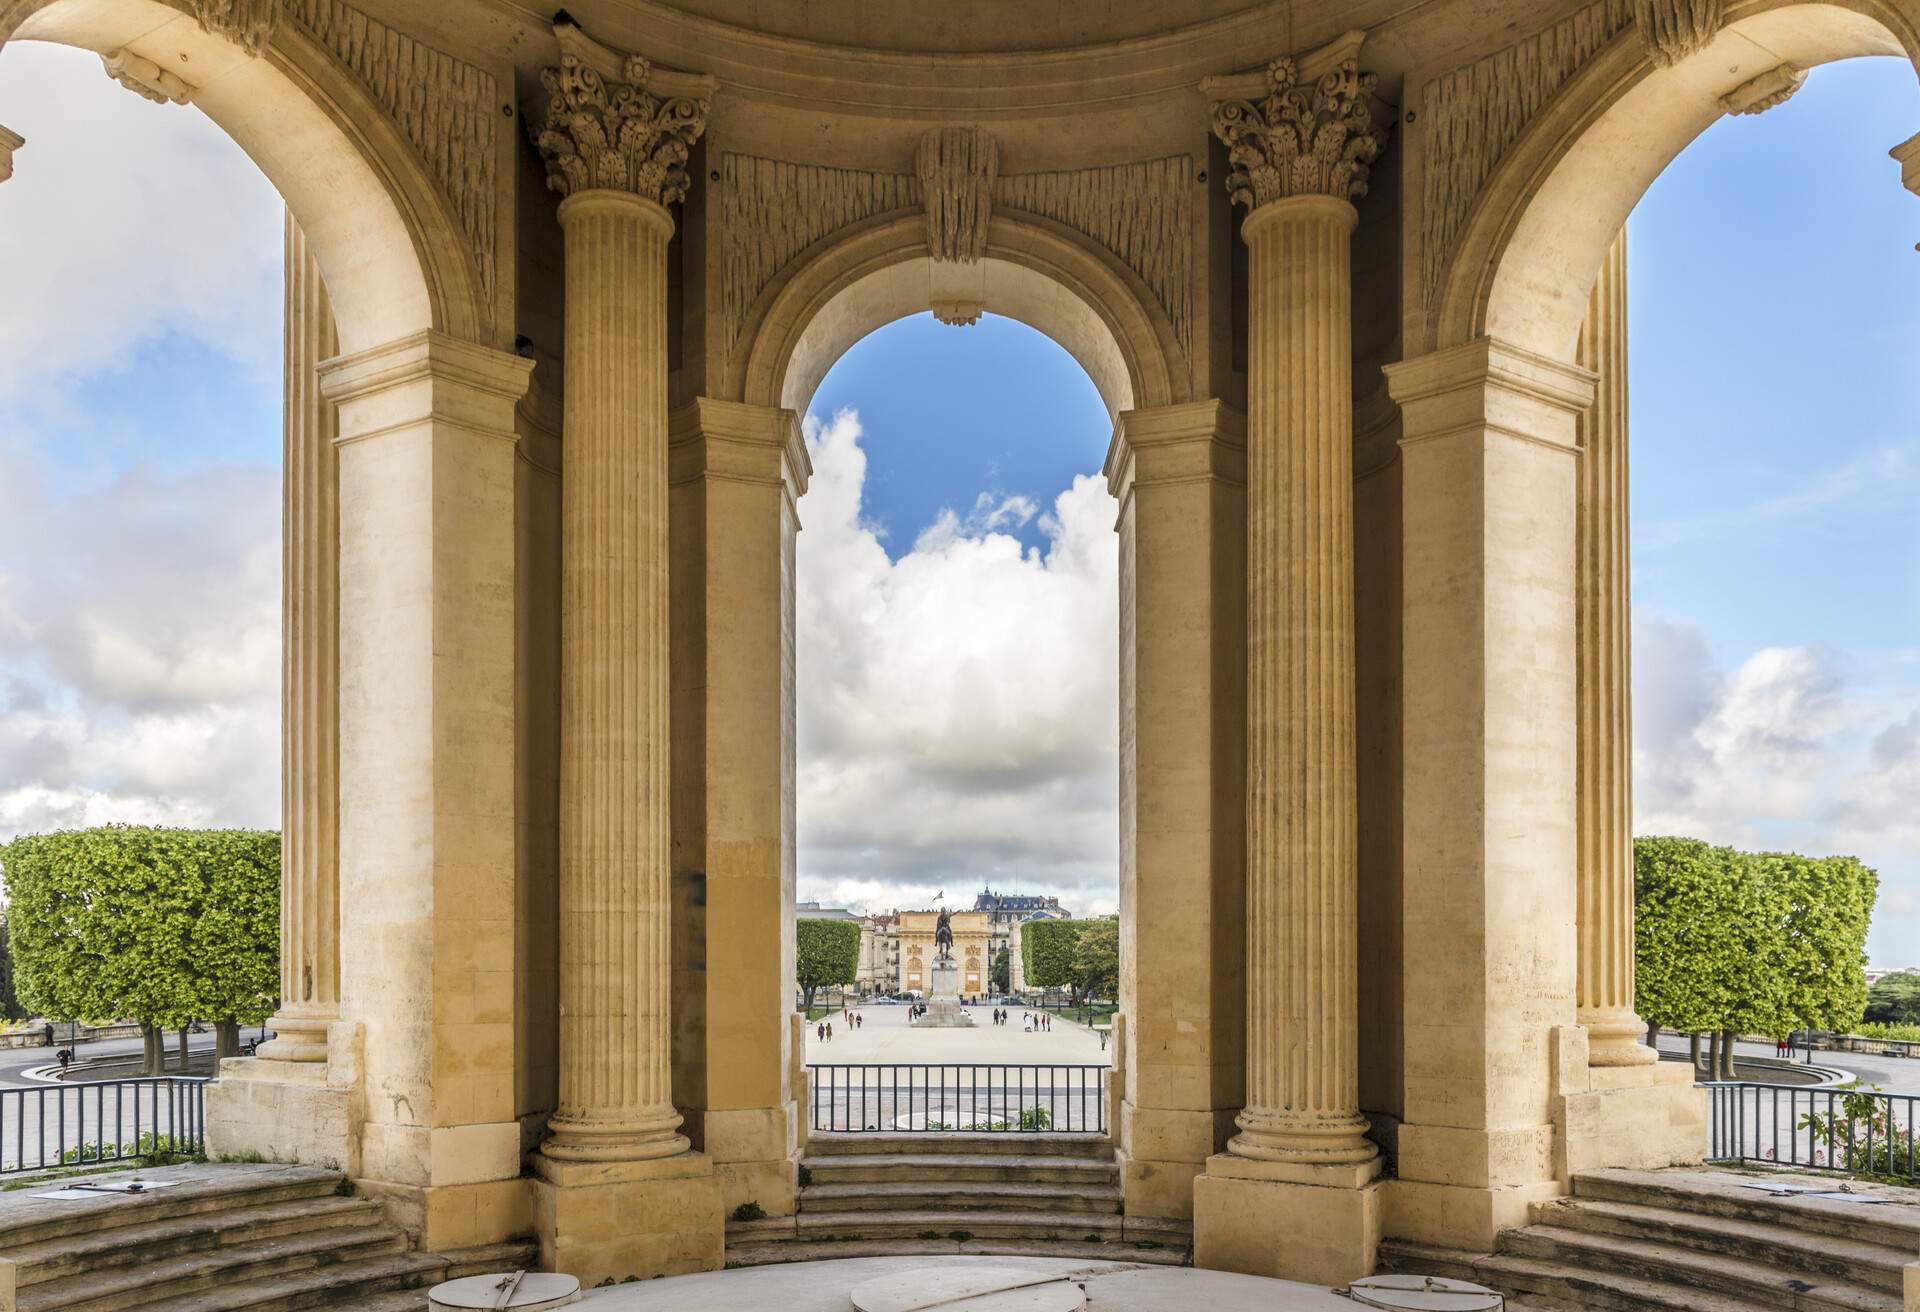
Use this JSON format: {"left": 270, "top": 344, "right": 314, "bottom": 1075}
{"left": 795, "top": 918, "right": 860, "bottom": 1011}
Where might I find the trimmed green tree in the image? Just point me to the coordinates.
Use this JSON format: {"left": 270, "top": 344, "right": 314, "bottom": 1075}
{"left": 1756, "top": 851, "right": 1875, "bottom": 1039}
{"left": 0, "top": 915, "right": 23, "bottom": 1022}
{"left": 0, "top": 827, "right": 280, "bottom": 1075}
{"left": 1070, "top": 917, "right": 1118, "bottom": 1005}
{"left": 795, "top": 918, "right": 860, "bottom": 1012}
{"left": 1021, "top": 918, "right": 1087, "bottom": 1000}
{"left": 1865, "top": 972, "right": 1920, "bottom": 1027}
{"left": 991, "top": 947, "right": 1010, "bottom": 994}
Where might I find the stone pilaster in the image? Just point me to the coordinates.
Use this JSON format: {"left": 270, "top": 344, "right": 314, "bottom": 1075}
{"left": 528, "top": 18, "right": 723, "bottom": 1285}
{"left": 1553, "top": 235, "right": 1703, "bottom": 1187}
{"left": 0, "top": 126, "right": 22, "bottom": 184}
{"left": 1384, "top": 338, "right": 1592, "bottom": 1251}
{"left": 205, "top": 215, "right": 356, "bottom": 1180}
{"left": 262, "top": 211, "right": 342, "bottom": 1066}
{"left": 1574, "top": 231, "right": 1655, "bottom": 1070}
{"left": 1193, "top": 33, "right": 1385, "bottom": 1288}
{"left": 1107, "top": 401, "right": 1246, "bottom": 1223}
{"left": 668, "top": 398, "right": 810, "bottom": 1217}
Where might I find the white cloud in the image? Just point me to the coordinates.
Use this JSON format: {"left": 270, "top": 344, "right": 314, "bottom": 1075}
{"left": 0, "top": 445, "right": 281, "bottom": 843}
{"left": 0, "top": 42, "right": 283, "bottom": 403}
{"left": 795, "top": 411, "right": 1118, "bottom": 917}
{"left": 1633, "top": 608, "right": 1920, "bottom": 964}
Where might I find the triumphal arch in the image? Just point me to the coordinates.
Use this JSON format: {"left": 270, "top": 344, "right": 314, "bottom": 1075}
{"left": 4, "top": 0, "right": 1914, "bottom": 1289}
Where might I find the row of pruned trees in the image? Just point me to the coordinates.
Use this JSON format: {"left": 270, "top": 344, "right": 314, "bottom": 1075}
{"left": 0, "top": 826, "right": 279, "bottom": 1073}
{"left": 1636, "top": 836, "right": 1876, "bottom": 1080}
{"left": 1020, "top": 916, "right": 1117, "bottom": 1006}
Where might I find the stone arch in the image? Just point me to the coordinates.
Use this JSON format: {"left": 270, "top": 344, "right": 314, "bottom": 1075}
{"left": 734, "top": 208, "right": 1186, "bottom": 422}
{"left": 4, "top": 0, "right": 490, "bottom": 349}
{"left": 1431, "top": 0, "right": 1918, "bottom": 361}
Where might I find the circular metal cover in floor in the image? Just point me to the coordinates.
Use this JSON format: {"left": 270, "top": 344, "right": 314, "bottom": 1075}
{"left": 849, "top": 1265, "right": 1087, "bottom": 1311}
{"left": 1345, "top": 1274, "right": 1503, "bottom": 1310}
{"left": 429, "top": 1271, "right": 581, "bottom": 1310}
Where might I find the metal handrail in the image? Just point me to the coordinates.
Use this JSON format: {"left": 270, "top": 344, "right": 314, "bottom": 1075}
{"left": 0, "top": 1076, "right": 207, "bottom": 1174}
{"left": 1704, "top": 1080, "right": 1918, "bottom": 1181}
{"left": 806, "top": 1062, "right": 1108, "bottom": 1134}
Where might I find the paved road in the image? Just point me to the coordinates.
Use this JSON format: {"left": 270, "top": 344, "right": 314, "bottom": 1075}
{"left": 1654, "top": 1033, "right": 1920, "bottom": 1094}
{"left": 0, "top": 1034, "right": 218, "bottom": 1089}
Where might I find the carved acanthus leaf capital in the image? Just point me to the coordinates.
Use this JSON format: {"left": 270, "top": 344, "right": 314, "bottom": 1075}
{"left": 532, "top": 20, "right": 715, "bottom": 207}
{"left": 1206, "top": 31, "right": 1383, "bottom": 210}
{"left": 916, "top": 127, "right": 998, "bottom": 263}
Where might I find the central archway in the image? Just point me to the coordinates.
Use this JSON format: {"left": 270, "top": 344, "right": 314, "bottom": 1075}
{"left": 734, "top": 210, "right": 1187, "bottom": 420}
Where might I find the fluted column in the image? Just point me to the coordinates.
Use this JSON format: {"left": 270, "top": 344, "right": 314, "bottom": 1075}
{"left": 1575, "top": 231, "right": 1655, "bottom": 1067}
{"left": 1192, "top": 36, "right": 1386, "bottom": 1288}
{"left": 259, "top": 212, "right": 339, "bottom": 1064}
{"left": 1212, "top": 38, "right": 1382, "bottom": 1171}
{"left": 531, "top": 22, "right": 715, "bottom": 1172}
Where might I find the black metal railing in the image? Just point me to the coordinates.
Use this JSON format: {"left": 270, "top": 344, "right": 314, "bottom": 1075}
{"left": 808, "top": 1063, "right": 1107, "bottom": 1133}
{"left": 1706, "top": 1081, "right": 1918, "bottom": 1182}
{"left": 0, "top": 1078, "right": 206, "bottom": 1174}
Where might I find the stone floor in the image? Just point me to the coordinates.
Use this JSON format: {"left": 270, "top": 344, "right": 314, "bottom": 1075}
{"left": 574, "top": 1256, "right": 1354, "bottom": 1309}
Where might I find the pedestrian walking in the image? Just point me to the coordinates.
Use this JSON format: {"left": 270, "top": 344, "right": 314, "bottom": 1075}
{"left": 816, "top": 1022, "right": 824, "bottom": 1042}
{"left": 825, "top": 1022, "right": 833, "bottom": 1042}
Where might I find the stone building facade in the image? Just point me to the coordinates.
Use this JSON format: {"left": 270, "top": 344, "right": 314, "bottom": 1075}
{"left": 895, "top": 911, "right": 993, "bottom": 996}
{"left": 8, "top": 0, "right": 1916, "bottom": 1291}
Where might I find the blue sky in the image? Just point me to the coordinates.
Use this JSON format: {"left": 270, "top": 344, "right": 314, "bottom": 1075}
{"left": 0, "top": 43, "right": 1914, "bottom": 960}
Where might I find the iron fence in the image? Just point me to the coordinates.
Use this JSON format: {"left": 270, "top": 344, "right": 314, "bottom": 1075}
{"left": 0, "top": 1077, "right": 206, "bottom": 1175}
{"left": 1706, "top": 1081, "right": 1918, "bottom": 1182}
{"left": 807, "top": 1063, "right": 1107, "bottom": 1133}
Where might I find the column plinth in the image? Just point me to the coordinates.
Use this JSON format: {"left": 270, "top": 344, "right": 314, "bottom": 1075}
{"left": 1194, "top": 37, "right": 1385, "bottom": 1287}
{"left": 1574, "top": 232, "right": 1657, "bottom": 1069}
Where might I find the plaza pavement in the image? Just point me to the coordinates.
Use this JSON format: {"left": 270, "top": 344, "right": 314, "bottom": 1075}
{"left": 803, "top": 1002, "right": 1110, "bottom": 1066}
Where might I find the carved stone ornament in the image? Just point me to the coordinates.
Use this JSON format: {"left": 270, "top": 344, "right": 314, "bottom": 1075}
{"left": 916, "top": 127, "right": 998, "bottom": 263}
{"left": 533, "top": 19, "right": 715, "bottom": 206}
{"left": 1721, "top": 63, "right": 1806, "bottom": 115}
{"left": 1633, "top": 0, "right": 1724, "bottom": 67}
{"left": 102, "top": 48, "right": 195, "bottom": 105}
{"left": 1207, "top": 32, "right": 1383, "bottom": 209}
{"left": 188, "top": 0, "right": 279, "bottom": 56}
{"left": 0, "top": 125, "right": 22, "bottom": 185}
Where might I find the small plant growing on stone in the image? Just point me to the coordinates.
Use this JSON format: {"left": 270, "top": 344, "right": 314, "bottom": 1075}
{"left": 918, "top": 1230, "right": 941, "bottom": 1240}
{"left": 797, "top": 1165, "right": 812, "bottom": 1186}
{"left": 730, "top": 1201, "right": 768, "bottom": 1222}
{"left": 948, "top": 1230, "right": 973, "bottom": 1242}
{"left": 1018, "top": 1107, "right": 1051, "bottom": 1131}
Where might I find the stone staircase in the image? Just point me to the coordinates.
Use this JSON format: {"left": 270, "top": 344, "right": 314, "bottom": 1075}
{"left": 726, "top": 1133, "right": 1191, "bottom": 1267}
{"left": 1382, "top": 1167, "right": 1920, "bottom": 1311}
{"left": 0, "top": 1164, "right": 534, "bottom": 1312}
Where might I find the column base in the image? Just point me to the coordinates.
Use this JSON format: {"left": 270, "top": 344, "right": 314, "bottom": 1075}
{"left": 531, "top": 1151, "right": 723, "bottom": 1285}
{"left": 1902, "top": 1259, "right": 1917, "bottom": 1312}
{"left": 1193, "top": 1154, "right": 1383, "bottom": 1286}
{"left": 203, "top": 1021, "right": 363, "bottom": 1173}
{"left": 702, "top": 1105, "right": 799, "bottom": 1217}
{"left": 1555, "top": 1027, "right": 1704, "bottom": 1181}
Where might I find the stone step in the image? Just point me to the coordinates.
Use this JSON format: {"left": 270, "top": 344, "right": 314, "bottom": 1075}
{"left": 1532, "top": 1196, "right": 1911, "bottom": 1295}
{"left": 130, "top": 1244, "right": 534, "bottom": 1312}
{"left": 1382, "top": 1239, "right": 1774, "bottom": 1312}
{"left": 0, "top": 1169, "right": 350, "bottom": 1254}
{"left": 4, "top": 1198, "right": 387, "bottom": 1288}
{"left": 725, "top": 1234, "right": 1190, "bottom": 1268}
{"left": 21, "top": 1224, "right": 408, "bottom": 1312}
{"left": 800, "top": 1152, "right": 1118, "bottom": 1186}
{"left": 131, "top": 1251, "right": 448, "bottom": 1312}
{"left": 801, "top": 1133, "right": 1113, "bottom": 1160}
{"left": 1573, "top": 1170, "right": 1920, "bottom": 1255}
{"left": 1499, "top": 1224, "right": 1902, "bottom": 1312}
{"left": 799, "top": 1180, "right": 1122, "bottom": 1214}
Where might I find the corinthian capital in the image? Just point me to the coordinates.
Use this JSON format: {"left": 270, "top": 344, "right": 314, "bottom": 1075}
{"left": 1205, "top": 30, "right": 1383, "bottom": 210}
{"left": 532, "top": 18, "right": 716, "bottom": 206}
